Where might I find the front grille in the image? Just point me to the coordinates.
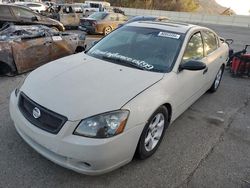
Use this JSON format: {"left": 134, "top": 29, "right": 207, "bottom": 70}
{"left": 18, "top": 92, "right": 67, "bottom": 134}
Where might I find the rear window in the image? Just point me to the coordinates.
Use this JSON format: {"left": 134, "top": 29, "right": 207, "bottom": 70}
{"left": 0, "top": 6, "right": 13, "bottom": 19}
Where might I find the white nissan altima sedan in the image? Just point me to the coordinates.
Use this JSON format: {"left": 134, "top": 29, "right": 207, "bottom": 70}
{"left": 10, "top": 21, "right": 229, "bottom": 175}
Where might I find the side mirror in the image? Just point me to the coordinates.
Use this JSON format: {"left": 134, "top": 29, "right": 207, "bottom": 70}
{"left": 179, "top": 60, "right": 206, "bottom": 71}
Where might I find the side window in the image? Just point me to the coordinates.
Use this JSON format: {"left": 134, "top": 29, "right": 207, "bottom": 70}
{"left": 182, "top": 32, "right": 204, "bottom": 62}
{"left": 63, "top": 6, "right": 74, "bottom": 13}
{"left": 12, "top": 7, "right": 35, "bottom": 18}
{"left": 203, "top": 30, "right": 218, "bottom": 55}
{"left": 0, "top": 6, "right": 13, "bottom": 19}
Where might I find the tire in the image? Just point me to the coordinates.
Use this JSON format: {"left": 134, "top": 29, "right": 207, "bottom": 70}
{"left": 136, "top": 106, "right": 169, "bottom": 160}
{"left": 208, "top": 65, "right": 224, "bottom": 93}
{"left": 103, "top": 26, "right": 112, "bottom": 36}
{"left": 51, "top": 26, "right": 59, "bottom": 32}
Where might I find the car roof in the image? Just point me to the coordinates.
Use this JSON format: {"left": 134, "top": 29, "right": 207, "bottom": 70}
{"left": 1, "top": 4, "right": 33, "bottom": 10}
{"left": 126, "top": 21, "right": 200, "bottom": 34}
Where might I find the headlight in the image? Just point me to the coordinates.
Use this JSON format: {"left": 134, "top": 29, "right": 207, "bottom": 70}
{"left": 74, "top": 110, "right": 129, "bottom": 138}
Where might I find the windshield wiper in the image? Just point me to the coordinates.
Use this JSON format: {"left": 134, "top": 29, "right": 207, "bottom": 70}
{"left": 101, "top": 56, "right": 147, "bottom": 71}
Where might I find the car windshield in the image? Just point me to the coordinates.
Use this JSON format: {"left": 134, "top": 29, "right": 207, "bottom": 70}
{"left": 87, "top": 26, "right": 183, "bottom": 73}
{"left": 88, "top": 12, "right": 108, "bottom": 20}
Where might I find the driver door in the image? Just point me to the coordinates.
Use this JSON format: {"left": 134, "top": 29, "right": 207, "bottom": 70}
{"left": 174, "top": 32, "right": 208, "bottom": 117}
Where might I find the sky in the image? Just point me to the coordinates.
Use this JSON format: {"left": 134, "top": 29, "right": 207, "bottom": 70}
{"left": 216, "top": 0, "right": 250, "bottom": 15}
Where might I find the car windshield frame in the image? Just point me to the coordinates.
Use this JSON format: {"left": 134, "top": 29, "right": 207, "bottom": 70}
{"left": 86, "top": 26, "right": 185, "bottom": 73}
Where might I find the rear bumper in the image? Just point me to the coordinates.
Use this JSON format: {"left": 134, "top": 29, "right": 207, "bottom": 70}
{"left": 9, "top": 91, "right": 144, "bottom": 175}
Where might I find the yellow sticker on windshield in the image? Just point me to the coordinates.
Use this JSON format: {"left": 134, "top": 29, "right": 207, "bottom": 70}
{"left": 158, "top": 32, "right": 180, "bottom": 39}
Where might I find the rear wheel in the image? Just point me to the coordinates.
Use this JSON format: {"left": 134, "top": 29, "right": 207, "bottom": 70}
{"left": 136, "top": 106, "right": 169, "bottom": 159}
{"left": 103, "top": 26, "right": 112, "bottom": 36}
{"left": 208, "top": 65, "right": 224, "bottom": 93}
{"left": 51, "top": 26, "right": 59, "bottom": 32}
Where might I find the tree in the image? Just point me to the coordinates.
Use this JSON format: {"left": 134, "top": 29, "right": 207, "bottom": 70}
{"left": 109, "top": 0, "right": 198, "bottom": 12}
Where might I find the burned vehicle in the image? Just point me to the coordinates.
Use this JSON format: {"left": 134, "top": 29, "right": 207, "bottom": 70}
{"left": 0, "top": 4, "right": 65, "bottom": 31}
{"left": 56, "top": 4, "right": 84, "bottom": 28}
{"left": 0, "top": 25, "right": 86, "bottom": 76}
{"left": 79, "top": 12, "right": 127, "bottom": 35}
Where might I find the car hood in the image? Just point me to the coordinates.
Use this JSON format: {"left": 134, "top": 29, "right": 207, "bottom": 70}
{"left": 21, "top": 53, "right": 164, "bottom": 121}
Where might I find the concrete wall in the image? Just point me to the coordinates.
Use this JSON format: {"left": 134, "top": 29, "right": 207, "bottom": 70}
{"left": 119, "top": 7, "right": 250, "bottom": 28}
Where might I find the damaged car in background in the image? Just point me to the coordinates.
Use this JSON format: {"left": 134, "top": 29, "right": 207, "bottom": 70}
{"left": 0, "top": 4, "right": 65, "bottom": 31}
{"left": 0, "top": 24, "right": 86, "bottom": 76}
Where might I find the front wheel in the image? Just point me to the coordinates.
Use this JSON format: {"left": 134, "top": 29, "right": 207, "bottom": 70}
{"left": 208, "top": 65, "right": 224, "bottom": 93}
{"left": 136, "top": 106, "right": 169, "bottom": 159}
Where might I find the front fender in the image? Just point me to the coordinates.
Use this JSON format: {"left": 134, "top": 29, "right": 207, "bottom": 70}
{"left": 122, "top": 72, "right": 177, "bottom": 131}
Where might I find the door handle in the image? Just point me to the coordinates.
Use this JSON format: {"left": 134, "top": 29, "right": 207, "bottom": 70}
{"left": 203, "top": 67, "right": 208, "bottom": 74}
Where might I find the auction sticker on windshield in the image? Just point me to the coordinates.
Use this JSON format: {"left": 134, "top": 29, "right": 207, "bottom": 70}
{"left": 158, "top": 32, "right": 180, "bottom": 39}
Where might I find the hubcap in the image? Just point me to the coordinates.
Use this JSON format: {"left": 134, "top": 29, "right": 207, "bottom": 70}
{"left": 214, "top": 69, "right": 222, "bottom": 89}
{"left": 144, "top": 113, "right": 165, "bottom": 152}
{"left": 105, "top": 27, "right": 111, "bottom": 35}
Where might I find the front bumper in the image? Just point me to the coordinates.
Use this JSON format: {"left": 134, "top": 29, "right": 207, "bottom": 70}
{"left": 9, "top": 91, "right": 144, "bottom": 175}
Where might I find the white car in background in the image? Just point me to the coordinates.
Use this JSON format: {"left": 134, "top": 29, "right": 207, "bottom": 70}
{"left": 14, "top": 2, "right": 47, "bottom": 13}
{"left": 10, "top": 21, "right": 229, "bottom": 175}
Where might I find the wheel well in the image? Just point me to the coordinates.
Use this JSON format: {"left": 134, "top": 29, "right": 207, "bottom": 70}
{"left": 162, "top": 103, "right": 172, "bottom": 123}
{"left": 0, "top": 62, "right": 12, "bottom": 75}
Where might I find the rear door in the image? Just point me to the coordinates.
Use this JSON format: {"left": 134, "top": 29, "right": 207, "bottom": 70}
{"left": 201, "top": 30, "right": 222, "bottom": 86}
{"left": 11, "top": 37, "right": 52, "bottom": 73}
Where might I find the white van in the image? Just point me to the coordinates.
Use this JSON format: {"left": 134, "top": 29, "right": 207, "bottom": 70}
{"left": 83, "top": 1, "right": 110, "bottom": 15}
